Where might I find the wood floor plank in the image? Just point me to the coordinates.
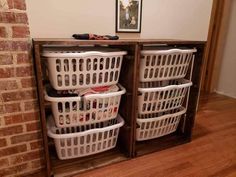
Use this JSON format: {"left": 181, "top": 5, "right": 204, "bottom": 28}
{"left": 75, "top": 93, "right": 236, "bottom": 177}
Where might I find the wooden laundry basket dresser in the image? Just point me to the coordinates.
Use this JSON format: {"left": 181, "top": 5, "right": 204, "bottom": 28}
{"left": 33, "top": 39, "right": 205, "bottom": 177}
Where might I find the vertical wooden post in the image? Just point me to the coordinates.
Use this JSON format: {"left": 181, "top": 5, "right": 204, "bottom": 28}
{"left": 185, "top": 44, "right": 205, "bottom": 139}
{"left": 131, "top": 43, "right": 141, "bottom": 157}
{"left": 33, "top": 43, "right": 52, "bottom": 177}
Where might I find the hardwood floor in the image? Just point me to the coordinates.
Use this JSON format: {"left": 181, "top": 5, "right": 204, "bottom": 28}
{"left": 76, "top": 93, "right": 236, "bottom": 177}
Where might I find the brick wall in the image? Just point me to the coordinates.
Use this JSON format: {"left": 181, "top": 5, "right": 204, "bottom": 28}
{"left": 0, "top": 0, "right": 44, "bottom": 176}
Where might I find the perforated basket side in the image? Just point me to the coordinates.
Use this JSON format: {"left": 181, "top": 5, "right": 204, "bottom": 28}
{"left": 136, "top": 107, "right": 186, "bottom": 141}
{"left": 43, "top": 51, "right": 127, "bottom": 90}
{"left": 47, "top": 115, "right": 124, "bottom": 159}
{"left": 140, "top": 49, "right": 196, "bottom": 82}
{"left": 45, "top": 84, "right": 126, "bottom": 127}
{"left": 138, "top": 79, "right": 192, "bottom": 115}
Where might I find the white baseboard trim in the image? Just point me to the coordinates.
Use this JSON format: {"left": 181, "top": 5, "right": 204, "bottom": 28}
{"left": 215, "top": 90, "right": 236, "bottom": 99}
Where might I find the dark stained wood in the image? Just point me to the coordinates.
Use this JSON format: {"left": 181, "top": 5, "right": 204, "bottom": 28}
{"left": 33, "top": 38, "right": 205, "bottom": 45}
{"left": 118, "top": 44, "right": 136, "bottom": 156}
{"left": 74, "top": 93, "right": 236, "bottom": 177}
{"left": 134, "top": 43, "right": 205, "bottom": 156}
{"left": 184, "top": 44, "right": 205, "bottom": 139}
{"left": 135, "top": 133, "right": 189, "bottom": 156}
{"left": 33, "top": 44, "right": 52, "bottom": 177}
{"left": 117, "top": 44, "right": 141, "bottom": 157}
{"left": 50, "top": 147, "right": 128, "bottom": 177}
{"left": 131, "top": 44, "right": 141, "bottom": 157}
{"left": 138, "top": 39, "right": 205, "bottom": 45}
{"left": 33, "top": 39, "right": 206, "bottom": 177}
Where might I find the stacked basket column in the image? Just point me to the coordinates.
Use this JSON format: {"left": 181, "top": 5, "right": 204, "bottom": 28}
{"left": 42, "top": 47, "right": 127, "bottom": 159}
{"left": 136, "top": 48, "right": 196, "bottom": 141}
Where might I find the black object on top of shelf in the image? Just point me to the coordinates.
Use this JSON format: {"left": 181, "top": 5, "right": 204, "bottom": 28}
{"left": 72, "top": 33, "right": 119, "bottom": 40}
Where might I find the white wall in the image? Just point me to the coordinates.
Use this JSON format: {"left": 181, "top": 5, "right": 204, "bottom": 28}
{"left": 216, "top": 0, "right": 236, "bottom": 98}
{"left": 26, "top": 0, "right": 213, "bottom": 40}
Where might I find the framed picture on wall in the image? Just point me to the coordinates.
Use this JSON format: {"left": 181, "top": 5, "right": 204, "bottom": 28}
{"left": 116, "top": 0, "right": 142, "bottom": 33}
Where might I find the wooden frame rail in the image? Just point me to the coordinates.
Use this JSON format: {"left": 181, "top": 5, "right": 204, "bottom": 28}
{"left": 33, "top": 38, "right": 205, "bottom": 177}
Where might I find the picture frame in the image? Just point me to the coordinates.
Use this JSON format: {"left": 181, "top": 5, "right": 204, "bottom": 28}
{"left": 116, "top": 0, "right": 142, "bottom": 33}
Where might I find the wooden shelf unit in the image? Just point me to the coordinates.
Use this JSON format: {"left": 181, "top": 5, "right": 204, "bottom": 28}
{"left": 33, "top": 39, "right": 205, "bottom": 177}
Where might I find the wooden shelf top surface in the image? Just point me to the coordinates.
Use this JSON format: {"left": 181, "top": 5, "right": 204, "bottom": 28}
{"left": 33, "top": 38, "right": 206, "bottom": 45}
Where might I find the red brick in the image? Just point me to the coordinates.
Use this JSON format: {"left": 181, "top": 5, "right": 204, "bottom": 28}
{"left": 16, "top": 65, "right": 33, "bottom": 77}
{"left": 2, "top": 89, "right": 37, "bottom": 102}
{"left": 0, "top": 105, "right": 4, "bottom": 114}
{"left": 0, "top": 138, "right": 7, "bottom": 147}
{"left": 4, "top": 114, "right": 23, "bottom": 125}
{"left": 0, "top": 26, "right": 7, "bottom": 38}
{"left": 7, "top": 0, "right": 26, "bottom": 10}
{"left": 4, "top": 102, "right": 21, "bottom": 113}
{"left": 24, "top": 100, "right": 38, "bottom": 111}
{"left": 0, "top": 12, "right": 28, "bottom": 24}
{"left": 0, "top": 54, "right": 13, "bottom": 65}
{"left": 30, "top": 140, "right": 43, "bottom": 150}
{"left": 0, "top": 125, "right": 23, "bottom": 136}
{"left": 0, "top": 41, "right": 11, "bottom": 51}
{"left": 2, "top": 91, "right": 21, "bottom": 102}
{"left": 0, "top": 12, "right": 15, "bottom": 23}
{"left": 20, "top": 89, "right": 37, "bottom": 100}
{"left": 15, "top": 12, "right": 28, "bottom": 24}
{"left": 21, "top": 77, "right": 36, "bottom": 88}
{"left": 12, "top": 40, "right": 29, "bottom": 51}
{"left": 19, "top": 170, "right": 45, "bottom": 177}
{"left": 0, "top": 40, "right": 29, "bottom": 51}
{"left": 4, "top": 112, "right": 40, "bottom": 125}
{"left": 0, "top": 80, "right": 18, "bottom": 90}
{"left": 10, "top": 150, "right": 42, "bottom": 165}
{"left": 17, "top": 53, "right": 31, "bottom": 64}
{"left": 31, "top": 159, "right": 44, "bottom": 169}
{"left": 11, "top": 132, "right": 42, "bottom": 144}
{"left": 0, "top": 163, "right": 28, "bottom": 176}
{"left": 6, "top": 0, "right": 13, "bottom": 8}
{"left": 0, "top": 144, "right": 27, "bottom": 157}
{"left": 0, "top": 158, "right": 9, "bottom": 169}
{"left": 26, "top": 121, "right": 40, "bottom": 132}
{"left": 0, "top": 67, "right": 14, "bottom": 78}
{"left": 12, "top": 26, "right": 29, "bottom": 38}
{"left": 23, "top": 111, "right": 40, "bottom": 122}
{"left": 0, "top": 0, "right": 37, "bottom": 174}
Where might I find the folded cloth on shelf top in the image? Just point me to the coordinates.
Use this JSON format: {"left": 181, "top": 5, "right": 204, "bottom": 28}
{"left": 72, "top": 33, "right": 119, "bottom": 40}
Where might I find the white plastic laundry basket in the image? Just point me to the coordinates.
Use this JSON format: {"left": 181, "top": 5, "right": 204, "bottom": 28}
{"left": 140, "top": 49, "right": 196, "bottom": 82}
{"left": 45, "top": 84, "right": 126, "bottom": 127}
{"left": 42, "top": 48, "right": 127, "bottom": 90}
{"left": 136, "top": 107, "right": 186, "bottom": 141}
{"left": 138, "top": 79, "right": 192, "bottom": 116}
{"left": 47, "top": 115, "right": 124, "bottom": 160}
